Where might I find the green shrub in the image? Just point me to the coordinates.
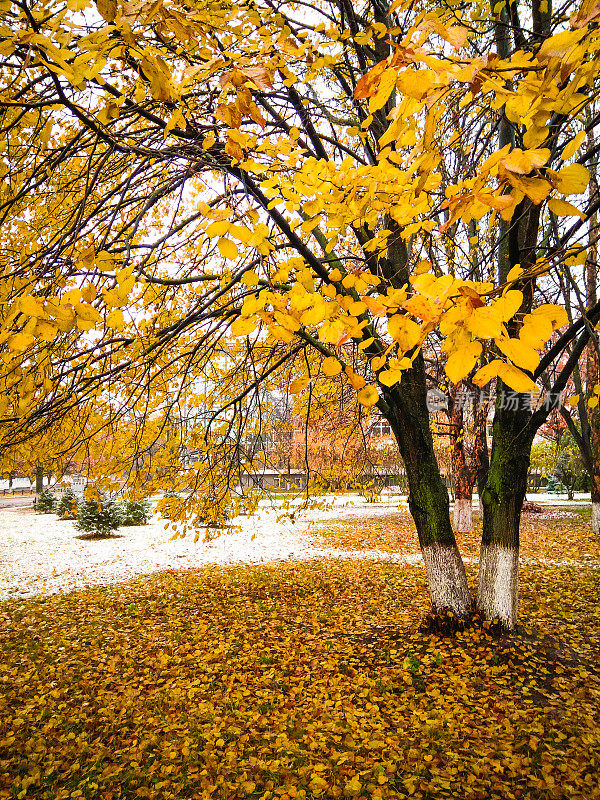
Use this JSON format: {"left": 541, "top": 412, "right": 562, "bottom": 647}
{"left": 35, "top": 488, "right": 56, "bottom": 514}
{"left": 57, "top": 487, "right": 78, "bottom": 520}
{"left": 76, "top": 494, "right": 121, "bottom": 537}
{"left": 119, "top": 499, "right": 151, "bottom": 526}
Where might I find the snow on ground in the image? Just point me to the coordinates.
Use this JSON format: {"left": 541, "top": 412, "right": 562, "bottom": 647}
{"left": 0, "top": 495, "right": 415, "bottom": 600}
{"left": 0, "top": 492, "right": 590, "bottom": 600}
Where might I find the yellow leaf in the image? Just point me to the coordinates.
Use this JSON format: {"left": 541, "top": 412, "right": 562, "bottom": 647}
{"left": 230, "top": 225, "right": 253, "bottom": 243}
{"left": 497, "top": 362, "right": 538, "bottom": 392}
{"left": 495, "top": 336, "right": 539, "bottom": 372}
{"left": 106, "top": 309, "right": 124, "bottom": 329}
{"left": 17, "top": 295, "right": 45, "bottom": 317}
{"left": 344, "top": 775, "right": 362, "bottom": 797}
{"left": 466, "top": 307, "right": 504, "bottom": 339}
{"left": 362, "top": 296, "right": 387, "bottom": 316}
{"left": 548, "top": 197, "right": 586, "bottom": 219}
{"left": 565, "top": 247, "right": 587, "bottom": 266}
{"left": 322, "top": 357, "right": 342, "bottom": 377}
{"left": 241, "top": 270, "right": 260, "bottom": 286}
{"left": 96, "top": 0, "right": 116, "bottom": 21}
{"left": 495, "top": 290, "right": 524, "bottom": 321}
{"left": 510, "top": 176, "right": 552, "bottom": 204}
{"left": 555, "top": 163, "right": 590, "bottom": 195}
{"left": 290, "top": 377, "right": 310, "bottom": 393}
{"left": 357, "top": 385, "right": 378, "bottom": 406}
{"left": 242, "top": 782, "right": 256, "bottom": 794}
{"left": 81, "top": 284, "right": 97, "bottom": 303}
{"left": 75, "top": 302, "right": 101, "bottom": 322}
{"left": 309, "top": 775, "right": 329, "bottom": 793}
{"left": 368, "top": 67, "right": 397, "bottom": 112}
{"left": 345, "top": 368, "right": 366, "bottom": 390}
{"left": 402, "top": 295, "right": 437, "bottom": 321}
{"left": 537, "top": 28, "right": 585, "bottom": 59}
{"left": 269, "top": 324, "right": 294, "bottom": 342}
{"left": 561, "top": 130, "right": 586, "bottom": 161}
{"left": 206, "top": 221, "right": 231, "bottom": 237}
{"left": 588, "top": 396, "right": 599, "bottom": 409}
{"left": 300, "top": 305, "right": 327, "bottom": 326}
{"left": 506, "top": 266, "right": 524, "bottom": 281}
{"left": 502, "top": 148, "right": 550, "bottom": 175}
{"left": 7, "top": 332, "right": 34, "bottom": 351}
{"left": 217, "top": 238, "right": 239, "bottom": 260}
{"left": 388, "top": 315, "right": 421, "bottom": 350}
{"left": 520, "top": 316, "right": 552, "bottom": 349}
{"left": 378, "top": 369, "right": 404, "bottom": 387}
{"left": 396, "top": 69, "right": 436, "bottom": 100}
{"left": 445, "top": 341, "right": 482, "bottom": 384}
{"left": 348, "top": 300, "right": 366, "bottom": 316}
{"left": 567, "top": 394, "right": 579, "bottom": 407}
{"left": 231, "top": 317, "right": 257, "bottom": 337}
{"left": 473, "top": 359, "right": 504, "bottom": 387}
{"left": 34, "top": 319, "right": 57, "bottom": 341}
{"left": 530, "top": 304, "right": 568, "bottom": 330}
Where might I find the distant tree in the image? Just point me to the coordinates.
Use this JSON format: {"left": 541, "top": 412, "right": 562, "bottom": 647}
{"left": 76, "top": 493, "right": 122, "bottom": 538}
{"left": 34, "top": 488, "right": 56, "bottom": 514}
{"left": 57, "top": 487, "right": 78, "bottom": 520}
{"left": 555, "top": 432, "right": 589, "bottom": 501}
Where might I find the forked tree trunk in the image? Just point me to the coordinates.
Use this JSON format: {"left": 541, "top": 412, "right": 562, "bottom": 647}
{"left": 449, "top": 386, "right": 489, "bottom": 533}
{"left": 384, "top": 357, "right": 472, "bottom": 617}
{"left": 450, "top": 391, "right": 474, "bottom": 534}
{"left": 478, "top": 387, "right": 534, "bottom": 629}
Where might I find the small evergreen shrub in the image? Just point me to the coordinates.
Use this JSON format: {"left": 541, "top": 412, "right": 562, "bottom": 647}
{"left": 57, "top": 487, "right": 78, "bottom": 520}
{"left": 35, "top": 489, "right": 56, "bottom": 514}
{"left": 119, "top": 499, "right": 150, "bottom": 526}
{"left": 76, "top": 494, "right": 121, "bottom": 537}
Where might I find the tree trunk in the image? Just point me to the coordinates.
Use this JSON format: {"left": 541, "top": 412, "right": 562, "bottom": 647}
{"left": 453, "top": 497, "right": 473, "bottom": 533}
{"left": 384, "top": 357, "right": 472, "bottom": 617}
{"left": 587, "top": 111, "right": 600, "bottom": 536}
{"left": 592, "top": 483, "right": 600, "bottom": 536}
{"left": 449, "top": 391, "right": 474, "bottom": 534}
{"left": 478, "top": 387, "right": 534, "bottom": 629}
{"left": 35, "top": 464, "right": 44, "bottom": 494}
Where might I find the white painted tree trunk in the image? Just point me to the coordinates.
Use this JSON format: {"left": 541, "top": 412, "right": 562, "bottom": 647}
{"left": 477, "top": 544, "right": 518, "bottom": 629}
{"left": 592, "top": 502, "right": 600, "bottom": 536}
{"left": 422, "top": 543, "right": 472, "bottom": 616}
{"left": 453, "top": 498, "right": 473, "bottom": 532}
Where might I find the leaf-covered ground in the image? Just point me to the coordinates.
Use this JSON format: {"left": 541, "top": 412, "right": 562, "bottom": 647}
{"left": 1, "top": 516, "right": 600, "bottom": 800}
{"left": 312, "top": 505, "right": 600, "bottom": 566}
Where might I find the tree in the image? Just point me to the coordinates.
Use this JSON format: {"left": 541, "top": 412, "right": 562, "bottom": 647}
{"left": 555, "top": 430, "right": 589, "bottom": 499}
{"left": 76, "top": 491, "right": 122, "bottom": 538}
{"left": 556, "top": 120, "right": 600, "bottom": 530}
{"left": 2, "top": 0, "right": 600, "bottom": 627}
{"left": 530, "top": 439, "right": 560, "bottom": 484}
{"left": 57, "top": 486, "right": 78, "bottom": 520}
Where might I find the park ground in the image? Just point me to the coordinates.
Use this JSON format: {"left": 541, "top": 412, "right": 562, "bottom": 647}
{"left": 0, "top": 496, "right": 599, "bottom": 799}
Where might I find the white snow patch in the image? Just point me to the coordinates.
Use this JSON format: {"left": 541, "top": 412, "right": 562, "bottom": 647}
{"left": 0, "top": 496, "right": 416, "bottom": 600}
